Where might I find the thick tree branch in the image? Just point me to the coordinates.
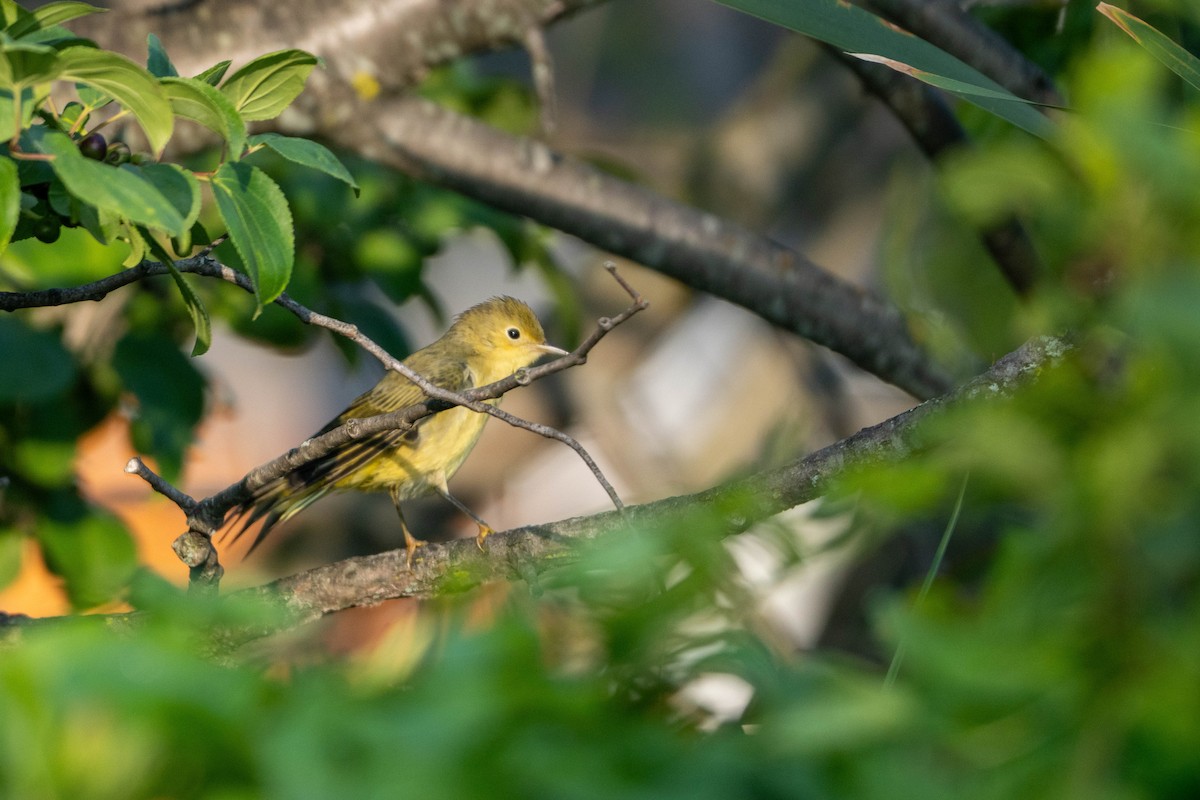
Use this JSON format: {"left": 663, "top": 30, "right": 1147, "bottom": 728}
{"left": 74, "top": 0, "right": 601, "bottom": 99}
{"left": 318, "top": 94, "right": 955, "bottom": 399}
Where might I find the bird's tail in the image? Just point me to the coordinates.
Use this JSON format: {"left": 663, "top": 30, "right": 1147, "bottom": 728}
{"left": 220, "top": 434, "right": 388, "bottom": 555}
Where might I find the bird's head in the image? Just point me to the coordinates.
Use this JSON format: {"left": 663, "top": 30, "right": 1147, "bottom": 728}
{"left": 452, "top": 296, "right": 568, "bottom": 381}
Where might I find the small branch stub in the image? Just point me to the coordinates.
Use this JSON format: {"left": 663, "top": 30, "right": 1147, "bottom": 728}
{"left": 172, "top": 530, "right": 224, "bottom": 593}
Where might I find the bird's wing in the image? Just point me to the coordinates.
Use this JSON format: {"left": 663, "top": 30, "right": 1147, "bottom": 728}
{"left": 225, "top": 356, "right": 474, "bottom": 552}
{"left": 302, "top": 354, "right": 474, "bottom": 486}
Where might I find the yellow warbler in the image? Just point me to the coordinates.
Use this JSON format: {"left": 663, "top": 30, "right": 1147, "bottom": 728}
{"left": 228, "top": 296, "right": 567, "bottom": 562}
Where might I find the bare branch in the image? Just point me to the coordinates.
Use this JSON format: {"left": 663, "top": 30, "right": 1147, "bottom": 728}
{"left": 124, "top": 457, "right": 196, "bottom": 513}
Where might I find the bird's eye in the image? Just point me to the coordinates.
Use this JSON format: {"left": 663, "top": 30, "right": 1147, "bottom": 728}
{"left": 506, "top": 327, "right": 521, "bottom": 340}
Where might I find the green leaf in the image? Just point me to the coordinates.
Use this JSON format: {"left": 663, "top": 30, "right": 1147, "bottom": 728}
{"left": 1098, "top": 3, "right": 1200, "bottom": 92}
{"left": 113, "top": 331, "right": 206, "bottom": 480}
{"left": 140, "top": 228, "right": 212, "bottom": 356}
{"left": 38, "top": 508, "right": 137, "bottom": 609}
{"left": 218, "top": 49, "right": 317, "bottom": 122}
{"left": 36, "top": 129, "right": 186, "bottom": 235}
{"left": 194, "top": 59, "right": 230, "bottom": 86}
{"left": 145, "top": 32, "right": 177, "bottom": 78}
{"left": 5, "top": 1, "right": 103, "bottom": 40}
{"left": 0, "top": 316, "right": 75, "bottom": 401}
{"left": 0, "top": 527, "right": 20, "bottom": 592}
{"left": 0, "top": 85, "right": 35, "bottom": 133}
{"left": 0, "top": 41, "right": 62, "bottom": 88}
{"left": 161, "top": 76, "right": 246, "bottom": 156}
{"left": 848, "top": 53, "right": 1065, "bottom": 107}
{"left": 0, "top": 0, "right": 28, "bottom": 29}
{"left": 210, "top": 160, "right": 293, "bottom": 305}
{"left": 74, "top": 79, "right": 110, "bottom": 109}
{"left": 248, "top": 132, "right": 358, "bottom": 193}
{"left": 56, "top": 46, "right": 173, "bottom": 154}
{"left": 0, "top": 155, "right": 18, "bottom": 255}
{"left": 713, "top": 0, "right": 1055, "bottom": 139}
{"left": 129, "top": 162, "right": 201, "bottom": 230}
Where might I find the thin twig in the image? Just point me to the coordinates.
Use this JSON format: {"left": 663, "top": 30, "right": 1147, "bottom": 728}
{"left": 124, "top": 457, "right": 196, "bottom": 512}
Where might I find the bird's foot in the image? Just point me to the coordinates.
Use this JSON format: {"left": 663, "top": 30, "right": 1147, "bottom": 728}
{"left": 404, "top": 533, "right": 425, "bottom": 570}
{"left": 475, "top": 524, "right": 495, "bottom": 551}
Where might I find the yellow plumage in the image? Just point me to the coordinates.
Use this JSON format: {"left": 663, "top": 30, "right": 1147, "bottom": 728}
{"left": 227, "top": 296, "right": 566, "bottom": 561}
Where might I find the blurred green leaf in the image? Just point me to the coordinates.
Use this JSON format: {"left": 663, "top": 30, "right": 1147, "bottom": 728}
{"left": 0, "top": 527, "right": 22, "bottom": 591}
{"left": 0, "top": 40, "right": 62, "bottom": 87}
{"left": 37, "top": 505, "right": 137, "bottom": 609}
{"left": 0, "top": 317, "right": 73, "bottom": 401}
{"left": 1099, "top": 3, "right": 1200, "bottom": 91}
{"left": 210, "top": 160, "right": 294, "bottom": 306}
{"left": 112, "top": 331, "right": 205, "bottom": 479}
{"left": 0, "top": 155, "right": 18, "bottom": 254}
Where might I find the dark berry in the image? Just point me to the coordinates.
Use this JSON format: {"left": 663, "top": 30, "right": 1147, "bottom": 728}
{"left": 33, "top": 217, "right": 61, "bottom": 244}
{"left": 78, "top": 133, "right": 107, "bottom": 160}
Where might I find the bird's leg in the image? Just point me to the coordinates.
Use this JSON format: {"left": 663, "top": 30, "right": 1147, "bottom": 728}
{"left": 433, "top": 484, "right": 495, "bottom": 550}
{"left": 389, "top": 487, "right": 424, "bottom": 568}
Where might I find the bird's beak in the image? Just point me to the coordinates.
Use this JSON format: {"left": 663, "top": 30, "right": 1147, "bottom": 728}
{"left": 538, "top": 343, "right": 570, "bottom": 357}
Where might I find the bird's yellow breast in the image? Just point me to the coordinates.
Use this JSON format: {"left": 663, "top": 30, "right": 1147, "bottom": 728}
{"left": 331, "top": 400, "right": 494, "bottom": 498}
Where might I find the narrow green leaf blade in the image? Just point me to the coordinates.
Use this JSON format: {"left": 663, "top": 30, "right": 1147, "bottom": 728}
{"left": 141, "top": 228, "right": 212, "bottom": 356}
{"left": 218, "top": 49, "right": 317, "bottom": 122}
{"left": 248, "top": 132, "right": 359, "bottom": 193}
{"left": 37, "top": 129, "right": 185, "bottom": 235}
{"left": 714, "top": 0, "right": 1055, "bottom": 138}
{"left": 162, "top": 75, "right": 246, "bottom": 156}
{"left": 194, "top": 59, "right": 230, "bottom": 86}
{"left": 849, "top": 53, "right": 1066, "bottom": 107}
{"left": 211, "top": 160, "right": 294, "bottom": 305}
{"left": 0, "top": 155, "right": 18, "bottom": 255}
{"left": 56, "top": 46, "right": 173, "bottom": 154}
{"left": 146, "top": 32, "right": 177, "bottom": 78}
{"left": 1098, "top": 3, "right": 1200, "bottom": 92}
